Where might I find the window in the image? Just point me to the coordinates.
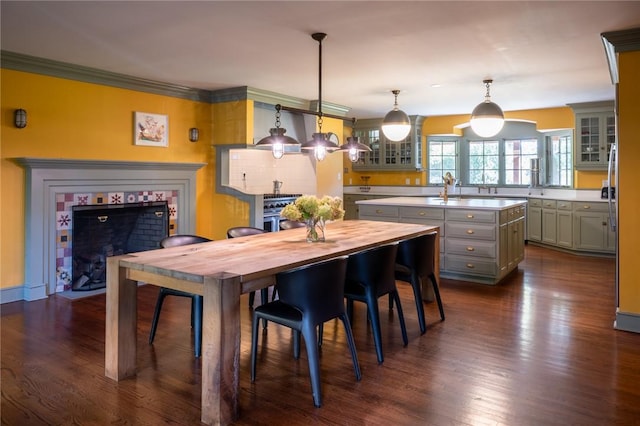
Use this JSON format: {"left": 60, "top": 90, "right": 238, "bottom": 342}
{"left": 468, "top": 140, "right": 499, "bottom": 185}
{"left": 504, "top": 139, "right": 538, "bottom": 185}
{"left": 427, "top": 138, "right": 458, "bottom": 184}
{"left": 547, "top": 133, "right": 573, "bottom": 186}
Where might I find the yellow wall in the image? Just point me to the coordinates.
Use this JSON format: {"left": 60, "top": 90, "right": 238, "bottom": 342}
{"left": 617, "top": 49, "right": 640, "bottom": 314}
{"left": 0, "top": 69, "right": 215, "bottom": 288}
{"left": 345, "top": 106, "right": 606, "bottom": 189}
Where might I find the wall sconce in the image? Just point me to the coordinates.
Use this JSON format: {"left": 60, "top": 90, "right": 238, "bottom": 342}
{"left": 470, "top": 79, "right": 504, "bottom": 138}
{"left": 189, "top": 127, "right": 199, "bottom": 142}
{"left": 14, "top": 109, "right": 27, "bottom": 128}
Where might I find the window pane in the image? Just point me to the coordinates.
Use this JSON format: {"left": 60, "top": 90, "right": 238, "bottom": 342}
{"left": 504, "top": 138, "right": 537, "bottom": 185}
{"left": 428, "top": 139, "right": 458, "bottom": 184}
{"left": 468, "top": 140, "right": 499, "bottom": 185}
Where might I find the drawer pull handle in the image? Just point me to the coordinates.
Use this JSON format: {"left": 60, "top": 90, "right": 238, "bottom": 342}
{"left": 466, "top": 229, "right": 474, "bottom": 234}
{"left": 419, "top": 212, "right": 426, "bottom": 216}
{"left": 155, "top": 211, "right": 164, "bottom": 217}
{"left": 466, "top": 263, "right": 475, "bottom": 269}
{"left": 376, "top": 209, "right": 382, "bottom": 214}
{"left": 583, "top": 205, "right": 590, "bottom": 209}
{"left": 97, "top": 215, "right": 108, "bottom": 223}
{"left": 467, "top": 214, "right": 474, "bottom": 219}
{"left": 466, "top": 246, "right": 475, "bottom": 251}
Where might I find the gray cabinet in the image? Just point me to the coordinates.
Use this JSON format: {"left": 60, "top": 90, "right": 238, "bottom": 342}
{"left": 344, "top": 194, "right": 387, "bottom": 220}
{"left": 573, "top": 202, "right": 615, "bottom": 253}
{"left": 541, "top": 199, "right": 557, "bottom": 245}
{"left": 352, "top": 116, "right": 424, "bottom": 171}
{"left": 527, "top": 198, "right": 542, "bottom": 242}
{"left": 571, "top": 101, "right": 615, "bottom": 170}
{"left": 556, "top": 201, "right": 573, "bottom": 248}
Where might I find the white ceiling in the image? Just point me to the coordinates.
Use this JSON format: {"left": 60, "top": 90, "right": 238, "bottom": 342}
{"left": 2, "top": 1, "right": 639, "bottom": 119}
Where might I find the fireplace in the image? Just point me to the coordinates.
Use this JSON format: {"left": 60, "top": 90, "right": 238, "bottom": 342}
{"left": 71, "top": 202, "right": 169, "bottom": 291}
{"left": 14, "top": 158, "right": 204, "bottom": 301}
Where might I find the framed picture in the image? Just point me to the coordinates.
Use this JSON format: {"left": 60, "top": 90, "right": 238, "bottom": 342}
{"left": 134, "top": 112, "right": 168, "bottom": 147}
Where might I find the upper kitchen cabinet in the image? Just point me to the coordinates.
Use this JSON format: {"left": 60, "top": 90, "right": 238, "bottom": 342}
{"left": 352, "top": 115, "right": 425, "bottom": 171}
{"left": 570, "top": 101, "right": 615, "bottom": 170}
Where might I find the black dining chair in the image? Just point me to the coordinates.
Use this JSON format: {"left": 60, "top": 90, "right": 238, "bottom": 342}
{"left": 149, "top": 234, "right": 212, "bottom": 358}
{"left": 279, "top": 220, "right": 306, "bottom": 230}
{"left": 344, "top": 243, "right": 408, "bottom": 364}
{"left": 250, "top": 256, "right": 361, "bottom": 408}
{"left": 226, "top": 226, "right": 272, "bottom": 308}
{"left": 392, "top": 232, "right": 445, "bottom": 334}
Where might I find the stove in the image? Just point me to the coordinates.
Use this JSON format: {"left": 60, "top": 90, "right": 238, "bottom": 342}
{"left": 263, "top": 193, "right": 301, "bottom": 232}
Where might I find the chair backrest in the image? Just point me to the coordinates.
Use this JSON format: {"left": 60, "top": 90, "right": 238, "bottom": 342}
{"left": 280, "top": 220, "right": 306, "bottom": 230}
{"left": 276, "top": 257, "right": 348, "bottom": 325}
{"left": 396, "top": 233, "right": 437, "bottom": 277}
{"left": 346, "top": 243, "right": 399, "bottom": 296}
{"left": 160, "top": 234, "right": 211, "bottom": 248}
{"left": 226, "top": 226, "right": 267, "bottom": 239}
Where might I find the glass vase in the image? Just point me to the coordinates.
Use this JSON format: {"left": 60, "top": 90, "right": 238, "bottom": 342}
{"left": 305, "top": 217, "right": 325, "bottom": 243}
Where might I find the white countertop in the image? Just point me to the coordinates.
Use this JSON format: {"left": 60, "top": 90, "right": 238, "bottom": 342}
{"left": 356, "top": 196, "right": 528, "bottom": 210}
{"left": 344, "top": 186, "right": 607, "bottom": 202}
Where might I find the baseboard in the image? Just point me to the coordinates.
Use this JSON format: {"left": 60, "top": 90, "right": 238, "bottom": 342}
{"left": 0, "top": 285, "right": 26, "bottom": 304}
{"left": 614, "top": 310, "right": 640, "bottom": 334}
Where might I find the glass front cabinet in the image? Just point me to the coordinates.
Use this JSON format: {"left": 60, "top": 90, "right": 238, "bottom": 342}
{"left": 570, "top": 101, "right": 615, "bottom": 170}
{"left": 352, "top": 115, "right": 424, "bottom": 171}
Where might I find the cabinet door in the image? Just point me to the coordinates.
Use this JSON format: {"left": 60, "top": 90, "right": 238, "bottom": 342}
{"left": 575, "top": 111, "right": 615, "bottom": 170}
{"left": 542, "top": 209, "right": 557, "bottom": 244}
{"left": 556, "top": 210, "right": 573, "bottom": 248}
{"left": 574, "top": 212, "right": 606, "bottom": 251}
{"left": 528, "top": 206, "right": 542, "bottom": 241}
{"left": 499, "top": 223, "right": 509, "bottom": 274}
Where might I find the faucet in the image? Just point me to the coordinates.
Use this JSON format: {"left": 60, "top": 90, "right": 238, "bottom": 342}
{"left": 456, "top": 180, "right": 462, "bottom": 198}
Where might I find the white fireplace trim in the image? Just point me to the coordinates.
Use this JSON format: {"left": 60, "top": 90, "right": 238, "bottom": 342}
{"left": 11, "top": 158, "right": 205, "bottom": 302}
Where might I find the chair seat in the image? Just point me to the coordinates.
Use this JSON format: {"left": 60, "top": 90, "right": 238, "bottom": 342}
{"left": 254, "top": 301, "right": 303, "bottom": 329}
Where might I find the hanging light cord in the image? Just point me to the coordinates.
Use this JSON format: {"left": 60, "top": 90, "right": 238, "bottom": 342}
{"left": 312, "top": 32, "right": 327, "bottom": 132}
{"left": 393, "top": 90, "right": 400, "bottom": 110}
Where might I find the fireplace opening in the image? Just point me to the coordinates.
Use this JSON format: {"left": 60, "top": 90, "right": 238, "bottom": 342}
{"left": 71, "top": 201, "right": 169, "bottom": 291}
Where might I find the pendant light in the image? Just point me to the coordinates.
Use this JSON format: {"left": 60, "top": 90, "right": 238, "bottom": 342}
{"left": 470, "top": 79, "right": 504, "bottom": 138}
{"left": 381, "top": 90, "right": 411, "bottom": 141}
{"left": 256, "top": 104, "right": 300, "bottom": 159}
{"left": 338, "top": 118, "right": 372, "bottom": 162}
{"left": 300, "top": 32, "right": 340, "bottom": 161}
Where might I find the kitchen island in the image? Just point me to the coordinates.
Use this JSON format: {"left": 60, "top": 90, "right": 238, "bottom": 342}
{"left": 357, "top": 197, "right": 528, "bottom": 285}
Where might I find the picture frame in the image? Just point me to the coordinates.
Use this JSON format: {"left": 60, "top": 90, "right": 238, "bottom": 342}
{"left": 134, "top": 112, "right": 168, "bottom": 147}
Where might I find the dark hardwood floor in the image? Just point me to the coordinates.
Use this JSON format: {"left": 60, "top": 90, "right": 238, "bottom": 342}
{"left": 2, "top": 244, "right": 639, "bottom": 425}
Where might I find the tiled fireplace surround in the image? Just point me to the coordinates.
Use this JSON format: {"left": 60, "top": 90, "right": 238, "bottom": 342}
{"left": 12, "top": 158, "right": 204, "bottom": 302}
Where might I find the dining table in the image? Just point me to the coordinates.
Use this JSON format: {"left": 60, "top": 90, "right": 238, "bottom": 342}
{"left": 104, "top": 219, "right": 439, "bottom": 425}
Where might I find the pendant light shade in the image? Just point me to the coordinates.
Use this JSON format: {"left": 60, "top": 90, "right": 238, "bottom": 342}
{"left": 381, "top": 90, "right": 411, "bottom": 141}
{"left": 470, "top": 79, "right": 504, "bottom": 138}
{"left": 338, "top": 118, "right": 372, "bottom": 162}
{"left": 256, "top": 104, "right": 300, "bottom": 159}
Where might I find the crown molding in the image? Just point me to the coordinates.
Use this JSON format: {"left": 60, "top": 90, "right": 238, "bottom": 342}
{"left": 1, "top": 51, "right": 211, "bottom": 102}
{"left": 601, "top": 27, "right": 640, "bottom": 85}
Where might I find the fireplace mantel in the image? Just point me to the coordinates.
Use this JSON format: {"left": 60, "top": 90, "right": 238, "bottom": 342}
{"left": 13, "top": 158, "right": 205, "bottom": 301}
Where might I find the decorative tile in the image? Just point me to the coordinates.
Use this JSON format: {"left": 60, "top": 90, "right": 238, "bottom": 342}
{"left": 153, "top": 191, "right": 166, "bottom": 201}
{"left": 126, "top": 193, "right": 137, "bottom": 203}
{"left": 56, "top": 211, "right": 72, "bottom": 230}
{"left": 109, "top": 192, "right": 124, "bottom": 204}
{"left": 94, "top": 193, "right": 107, "bottom": 204}
{"left": 169, "top": 203, "right": 177, "bottom": 218}
{"left": 74, "top": 194, "right": 91, "bottom": 205}
{"left": 138, "top": 191, "right": 153, "bottom": 202}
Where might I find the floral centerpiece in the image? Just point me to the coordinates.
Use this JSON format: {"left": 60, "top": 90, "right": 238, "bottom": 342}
{"left": 280, "top": 195, "right": 345, "bottom": 242}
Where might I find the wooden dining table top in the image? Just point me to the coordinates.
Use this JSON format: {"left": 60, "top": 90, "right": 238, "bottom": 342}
{"left": 119, "top": 220, "right": 439, "bottom": 290}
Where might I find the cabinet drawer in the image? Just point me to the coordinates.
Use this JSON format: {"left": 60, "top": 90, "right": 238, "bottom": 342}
{"left": 541, "top": 200, "right": 557, "bottom": 209}
{"left": 528, "top": 198, "right": 543, "bottom": 207}
{"left": 358, "top": 205, "right": 399, "bottom": 218}
{"left": 446, "top": 222, "right": 496, "bottom": 240}
{"left": 446, "top": 209, "right": 496, "bottom": 223}
{"left": 556, "top": 201, "right": 572, "bottom": 211}
{"left": 399, "top": 206, "right": 444, "bottom": 220}
{"left": 573, "top": 201, "right": 609, "bottom": 212}
{"left": 446, "top": 238, "right": 496, "bottom": 258}
{"left": 399, "top": 218, "right": 444, "bottom": 237}
{"left": 445, "top": 254, "right": 497, "bottom": 276}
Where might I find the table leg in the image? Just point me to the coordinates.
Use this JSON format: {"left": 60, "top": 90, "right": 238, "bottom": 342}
{"left": 201, "top": 273, "right": 241, "bottom": 426}
{"left": 105, "top": 255, "right": 137, "bottom": 380}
